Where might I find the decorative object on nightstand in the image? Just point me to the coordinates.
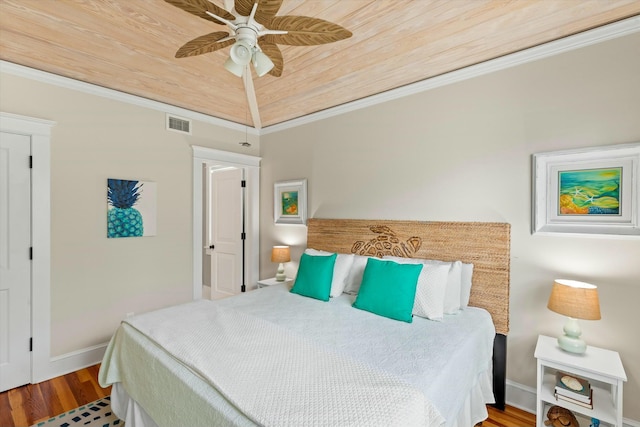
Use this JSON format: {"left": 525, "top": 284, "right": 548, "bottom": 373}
{"left": 545, "top": 405, "right": 579, "bottom": 427}
{"left": 547, "top": 279, "right": 601, "bottom": 354}
{"left": 271, "top": 245, "right": 291, "bottom": 281}
{"left": 554, "top": 371, "right": 593, "bottom": 409}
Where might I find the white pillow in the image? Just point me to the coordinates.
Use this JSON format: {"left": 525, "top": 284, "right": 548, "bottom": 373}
{"left": 421, "top": 260, "right": 462, "bottom": 314}
{"left": 304, "top": 248, "right": 355, "bottom": 297}
{"left": 459, "top": 263, "right": 474, "bottom": 308}
{"left": 389, "top": 258, "right": 460, "bottom": 314}
{"left": 343, "top": 255, "right": 372, "bottom": 295}
{"left": 383, "top": 256, "right": 449, "bottom": 321}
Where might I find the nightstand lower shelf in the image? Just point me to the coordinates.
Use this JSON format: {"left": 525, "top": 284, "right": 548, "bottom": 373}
{"left": 540, "top": 372, "right": 616, "bottom": 425}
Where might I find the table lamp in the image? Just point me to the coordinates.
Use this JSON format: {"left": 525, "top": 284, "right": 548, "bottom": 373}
{"left": 271, "top": 246, "right": 290, "bottom": 281}
{"left": 547, "top": 279, "right": 601, "bottom": 354}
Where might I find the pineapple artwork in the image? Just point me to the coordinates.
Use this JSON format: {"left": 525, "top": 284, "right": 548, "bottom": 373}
{"left": 107, "top": 178, "right": 157, "bottom": 238}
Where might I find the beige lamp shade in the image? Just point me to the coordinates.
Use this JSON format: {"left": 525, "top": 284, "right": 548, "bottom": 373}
{"left": 271, "top": 246, "right": 291, "bottom": 263}
{"left": 547, "top": 279, "right": 601, "bottom": 320}
{"left": 547, "top": 279, "right": 601, "bottom": 354}
{"left": 271, "top": 246, "right": 290, "bottom": 282}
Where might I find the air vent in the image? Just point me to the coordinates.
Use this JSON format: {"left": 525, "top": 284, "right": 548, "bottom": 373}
{"left": 166, "top": 114, "right": 192, "bottom": 135}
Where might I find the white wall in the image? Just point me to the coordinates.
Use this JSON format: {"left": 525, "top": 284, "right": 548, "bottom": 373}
{"left": 260, "top": 31, "right": 640, "bottom": 421}
{"left": 0, "top": 71, "right": 258, "bottom": 357}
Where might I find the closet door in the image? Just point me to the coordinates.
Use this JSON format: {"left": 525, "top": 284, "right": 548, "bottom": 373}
{"left": 0, "top": 131, "right": 31, "bottom": 392}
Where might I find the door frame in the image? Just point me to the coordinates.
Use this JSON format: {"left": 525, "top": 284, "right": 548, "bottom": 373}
{"left": 0, "top": 112, "right": 54, "bottom": 384}
{"left": 192, "top": 146, "right": 260, "bottom": 299}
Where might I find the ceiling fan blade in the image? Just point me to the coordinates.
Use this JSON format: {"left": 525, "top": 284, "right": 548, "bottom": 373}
{"left": 164, "top": 0, "right": 235, "bottom": 25}
{"left": 258, "top": 41, "right": 283, "bottom": 77}
{"left": 264, "top": 16, "right": 352, "bottom": 46}
{"left": 235, "top": 0, "right": 283, "bottom": 25}
{"left": 175, "top": 32, "right": 234, "bottom": 58}
{"left": 242, "top": 68, "right": 262, "bottom": 129}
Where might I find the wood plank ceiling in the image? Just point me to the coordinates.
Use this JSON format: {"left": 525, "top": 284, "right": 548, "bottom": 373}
{"left": 1, "top": 1, "right": 639, "bottom": 130}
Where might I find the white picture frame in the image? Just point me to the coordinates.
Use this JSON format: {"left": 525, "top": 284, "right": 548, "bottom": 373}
{"left": 274, "top": 179, "right": 307, "bottom": 225}
{"left": 532, "top": 143, "right": 640, "bottom": 236}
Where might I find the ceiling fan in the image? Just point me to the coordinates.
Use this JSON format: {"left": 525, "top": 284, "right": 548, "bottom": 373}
{"left": 164, "top": 0, "right": 352, "bottom": 129}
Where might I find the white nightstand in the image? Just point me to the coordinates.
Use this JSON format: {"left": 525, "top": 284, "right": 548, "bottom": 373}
{"left": 534, "top": 335, "right": 627, "bottom": 427}
{"left": 257, "top": 277, "right": 293, "bottom": 289}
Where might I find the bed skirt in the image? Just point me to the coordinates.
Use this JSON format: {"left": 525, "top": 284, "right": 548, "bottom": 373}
{"left": 110, "top": 370, "right": 493, "bottom": 427}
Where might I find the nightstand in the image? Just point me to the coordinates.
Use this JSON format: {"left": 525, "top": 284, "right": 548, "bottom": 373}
{"left": 257, "top": 277, "right": 293, "bottom": 289}
{"left": 534, "top": 335, "right": 627, "bottom": 427}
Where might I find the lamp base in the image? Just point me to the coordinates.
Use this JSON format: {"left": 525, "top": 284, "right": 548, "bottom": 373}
{"left": 558, "top": 317, "right": 586, "bottom": 354}
{"left": 558, "top": 335, "right": 587, "bottom": 354}
{"left": 275, "top": 263, "right": 286, "bottom": 282}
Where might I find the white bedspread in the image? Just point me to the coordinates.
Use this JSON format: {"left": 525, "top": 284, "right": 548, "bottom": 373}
{"left": 123, "top": 300, "right": 442, "bottom": 426}
{"left": 100, "top": 284, "right": 495, "bottom": 426}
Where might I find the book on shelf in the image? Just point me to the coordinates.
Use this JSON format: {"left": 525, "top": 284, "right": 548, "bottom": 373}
{"left": 555, "top": 371, "right": 591, "bottom": 400}
{"left": 555, "top": 385, "right": 592, "bottom": 403}
{"left": 555, "top": 390, "right": 594, "bottom": 409}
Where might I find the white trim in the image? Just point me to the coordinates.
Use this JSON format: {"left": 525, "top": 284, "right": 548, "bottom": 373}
{"left": 0, "top": 112, "right": 54, "bottom": 384}
{"left": 0, "top": 61, "right": 259, "bottom": 137}
{"left": 261, "top": 15, "right": 640, "bottom": 134}
{"left": 506, "top": 379, "right": 537, "bottom": 414}
{"left": 192, "top": 146, "right": 261, "bottom": 168}
{"left": 46, "top": 343, "right": 108, "bottom": 380}
{"left": 192, "top": 146, "right": 261, "bottom": 300}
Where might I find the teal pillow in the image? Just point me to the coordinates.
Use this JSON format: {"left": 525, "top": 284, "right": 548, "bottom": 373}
{"left": 352, "top": 258, "right": 422, "bottom": 323}
{"left": 290, "top": 253, "right": 337, "bottom": 301}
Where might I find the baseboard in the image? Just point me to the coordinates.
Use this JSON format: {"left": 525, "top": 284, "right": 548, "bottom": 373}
{"left": 506, "top": 380, "right": 640, "bottom": 427}
{"left": 34, "top": 342, "right": 108, "bottom": 384}
{"left": 506, "top": 379, "right": 537, "bottom": 413}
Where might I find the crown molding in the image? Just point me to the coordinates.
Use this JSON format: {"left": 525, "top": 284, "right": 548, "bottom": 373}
{"left": 0, "top": 61, "right": 259, "bottom": 136}
{"left": 261, "top": 15, "right": 640, "bottom": 135}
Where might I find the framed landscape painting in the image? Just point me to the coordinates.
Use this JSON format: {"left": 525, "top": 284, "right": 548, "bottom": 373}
{"left": 532, "top": 143, "right": 640, "bottom": 236}
{"left": 274, "top": 179, "right": 307, "bottom": 225}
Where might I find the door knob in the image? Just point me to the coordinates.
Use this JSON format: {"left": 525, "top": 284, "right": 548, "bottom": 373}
{"left": 209, "top": 244, "right": 215, "bottom": 249}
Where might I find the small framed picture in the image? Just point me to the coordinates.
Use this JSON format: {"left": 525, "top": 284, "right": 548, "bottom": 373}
{"left": 274, "top": 179, "right": 307, "bottom": 225}
{"left": 532, "top": 143, "right": 639, "bottom": 236}
{"left": 107, "top": 178, "right": 157, "bottom": 238}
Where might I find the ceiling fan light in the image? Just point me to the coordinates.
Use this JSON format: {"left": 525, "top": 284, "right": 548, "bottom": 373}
{"left": 230, "top": 40, "right": 253, "bottom": 66}
{"left": 253, "top": 50, "right": 274, "bottom": 77}
{"left": 224, "top": 57, "right": 244, "bottom": 77}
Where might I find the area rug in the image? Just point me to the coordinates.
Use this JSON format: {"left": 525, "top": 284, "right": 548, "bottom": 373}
{"left": 31, "top": 396, "right": 122, "bottom": 427}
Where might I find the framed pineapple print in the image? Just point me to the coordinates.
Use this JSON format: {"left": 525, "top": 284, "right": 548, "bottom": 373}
{"left": 532, "top": 143, "right": 640, "bottom": 236}
{"left": 274, "top": 179, "right": 307, "bottom": 225}
{"left": 107, "top": 178, "right": 157, "bottom": 238}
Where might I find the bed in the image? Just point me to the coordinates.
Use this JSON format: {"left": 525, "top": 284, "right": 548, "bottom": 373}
{"left": 99, "top": 219, "right": 510, "bottom": 427}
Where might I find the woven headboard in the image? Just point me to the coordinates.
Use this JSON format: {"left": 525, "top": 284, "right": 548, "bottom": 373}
{"left": 307, "top": 219, "right": 511, "bottom": 335}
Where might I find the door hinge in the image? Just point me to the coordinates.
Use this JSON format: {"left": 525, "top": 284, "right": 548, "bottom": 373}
{"left": 30, "top": 247, "right": 33, "bottom": 260}
{"left": 30, "top": 337, "right": 33, "bottom": 352}
{"left": 241, "top": 180, "right": 246, "bottom": 188}
{"left": 241, "top": 232, "right": 246, "bottom": 240}
{"left": 29, "top": 155, "right": 33, "bottom": 168}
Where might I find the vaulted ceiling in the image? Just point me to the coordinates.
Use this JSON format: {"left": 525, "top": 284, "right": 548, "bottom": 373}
{"left": 1, "top": 1, "right": 639, "bottom": 130}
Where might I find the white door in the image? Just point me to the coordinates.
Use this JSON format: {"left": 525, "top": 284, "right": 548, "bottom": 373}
{"left": 0, "top": 132, "right": 31, "bottom": 392}
{"left": 209, "top": 168, "right": 243, "bottom": 299}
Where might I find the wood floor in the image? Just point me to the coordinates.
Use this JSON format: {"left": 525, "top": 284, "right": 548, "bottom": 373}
{"left": 0, "top": 364, "right": 536, "bottom": 427}
{"left": 0, "top": 364, "right": 111, "bottom": 427}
